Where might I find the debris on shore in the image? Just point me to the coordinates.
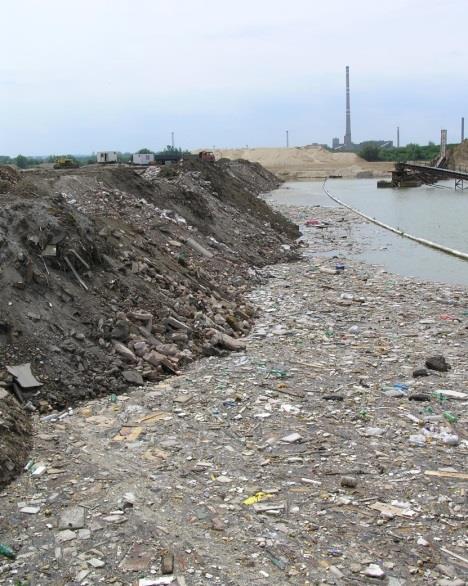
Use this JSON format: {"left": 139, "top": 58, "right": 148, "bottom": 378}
{"left": 0, "top": 159, "right": 299, "bottom": 486}
{"left": 0, "top": 168, "right": 466, "bottom": 585}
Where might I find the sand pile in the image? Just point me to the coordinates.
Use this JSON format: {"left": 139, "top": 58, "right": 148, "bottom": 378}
{"left": 214, "top": 146, "right": 392, "bottom": 179}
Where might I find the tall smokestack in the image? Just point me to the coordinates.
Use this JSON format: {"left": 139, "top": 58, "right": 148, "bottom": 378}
{"left": 462, "top": 117, "right": 465, "bottom": 142}
{"left": 344, "top": 66, "right": 352, "bottom": 148}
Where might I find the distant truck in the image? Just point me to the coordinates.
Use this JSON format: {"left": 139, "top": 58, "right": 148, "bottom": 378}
{"left": 132, "top": 153, "right": 155, "bottom": 166}
{"left": 53, "top": 157, "right": 79, "bottom": 169}
{"left": 198, "top": 151, "right": 215, "bottom": 162}
{"left": 96, "top": 151, "right": 118, "bottom": 164}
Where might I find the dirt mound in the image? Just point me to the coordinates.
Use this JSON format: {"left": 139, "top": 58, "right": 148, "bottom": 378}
{"left": 0, "top": 165, "right": 20, "bottom": 194}
{"left": 213, "top": 146, "right": 393, "bottom": 179}
{"left": 0, "top": 159, "right": 298, "bottom": 413}
{"left": 447, "top": 140, "right": 468, "bottom": 168}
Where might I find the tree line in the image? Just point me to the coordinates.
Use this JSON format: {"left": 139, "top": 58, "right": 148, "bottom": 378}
{"left": 359, "top": 142, "right": 454, "bottom": 163}
{"left": 0, "top": 146, "right": 192, "bottom": 169}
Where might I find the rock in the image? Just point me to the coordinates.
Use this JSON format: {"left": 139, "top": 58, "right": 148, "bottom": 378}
{"left": 55, "top": 529, "right": 76, "bottom": 543}
{"left": 58, "top": 506, "right": 85, "bottom": 529}
{"left": 413, "top": 367, "right": 429, "bottom": 377}
{"left": 281, "top": 432, "right": 303, "bottom": 443}
{"left": 364, "top": 564, "right": 385, "bottom": 579}
{"left": 111, "top": 319, "right": 130, "bottom": 341}
{"left": 364, "top": 427, "right": 385, "bottom": 437}
{"left": 20, "top": 506, "right": 40, "bottom": 514}
{"left": 88, "top": 558, "right": 105, "bottom": 568}
{"left": 206, "top": 329, "right": 246, "bottom": 351}
{"left": 408, "top": 393, "right": 431, "bottom": 401}
{"left": 114, "top": 342, "right": 137, "bottom": 363}
{"left": 143, "top": 350, "right": 167, "bottom": 368}
{"left": 122, "top": 370, "right": 144, "bottom": 386}
{"left": 155, "top": 343, "right": 179, "bottom": 357}
{"left": 438, "top": 580, "right": 465, "bottom": 586}
{"left": 409, "top": 434, "right": 426, "bottom": 447}
{"left": 166, "top": 316, "right": 191, "bottom": 332}
{"left": 425, "top": 355, "right": 451, "bottom": 372}
{"left": 211, "top": 517, "right": 225, "bottom": 531}
{"left": 340, "top": 476, "right": 358, "bottom": 488}
{"left": 133, "top": 341, "right": 149, "bottom": 356}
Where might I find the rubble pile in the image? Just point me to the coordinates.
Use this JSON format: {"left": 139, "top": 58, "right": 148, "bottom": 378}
{"left": 0, "top": 251, "right": 466, "bottom": 584}
{"left": 0, "top": 159, "right": 298, "bottom": 482}
{"left": 0, "top": 173, "right": 466, "bottom": 585}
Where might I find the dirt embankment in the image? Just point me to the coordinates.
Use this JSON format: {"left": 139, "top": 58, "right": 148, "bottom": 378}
{"left": 213, "top": 146, "right": 393, "bottom": 180}
{"left": 0, "top": 159, "right": 299, "bottom": 487}
{"left": 447, "top": 140, "right": 468, "bottom": 169}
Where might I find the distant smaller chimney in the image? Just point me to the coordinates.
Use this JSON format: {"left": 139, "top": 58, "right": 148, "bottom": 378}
{"left": 462, "top": 117, "right": 465, "bottom": 142}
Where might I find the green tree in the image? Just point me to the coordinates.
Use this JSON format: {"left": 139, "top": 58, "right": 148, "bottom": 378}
{"left": 359, "top": 144, "right": 381, "bottom": 162}
{"left": 15, "top": 154, "right": 28, "bottom": 169}
{"left": 137, "top": 148, "right": 154, "bottom": 154}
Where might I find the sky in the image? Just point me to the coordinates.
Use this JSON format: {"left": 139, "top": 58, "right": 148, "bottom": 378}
{"left": 1, "top": 0, "right": 467, "bottom": 155}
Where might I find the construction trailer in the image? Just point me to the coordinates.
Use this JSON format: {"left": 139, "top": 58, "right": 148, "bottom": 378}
{"left": 132, "top": 153, "right": 155, "bottom": 165}
{"left": 96, "top": 151, "right": 118, "bottom": 164}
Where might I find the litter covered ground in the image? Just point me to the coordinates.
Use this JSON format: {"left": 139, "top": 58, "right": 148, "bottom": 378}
{"left": 0, "top": 172, "right": 467, "bottom": 585}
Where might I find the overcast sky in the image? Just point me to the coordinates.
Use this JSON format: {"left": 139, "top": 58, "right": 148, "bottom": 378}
{"left": 1, "top": 0, "right": 467, "bottom": 155}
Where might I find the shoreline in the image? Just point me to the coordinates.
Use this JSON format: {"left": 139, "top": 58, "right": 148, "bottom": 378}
{"left": 266, "top": 179, "right": 468, "bottom": 288}
{"left": 0, "top": 188, "right": 466, "bottom": 585}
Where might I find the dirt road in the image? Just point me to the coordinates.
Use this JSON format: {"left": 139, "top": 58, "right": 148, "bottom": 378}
{"left": 0, "top": 198, "right": 466, "bottom": 585}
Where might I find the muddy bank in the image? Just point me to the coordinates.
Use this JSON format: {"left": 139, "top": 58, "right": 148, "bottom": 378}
{"left": 0, "top": 159, "right": 299, "bottom": 487}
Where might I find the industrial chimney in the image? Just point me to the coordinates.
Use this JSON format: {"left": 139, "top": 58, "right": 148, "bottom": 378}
{"left": 344, "top": 66, "right": 352, "bottom": 148}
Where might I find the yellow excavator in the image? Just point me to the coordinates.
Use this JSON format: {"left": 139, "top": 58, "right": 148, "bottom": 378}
{"left": 53, "top": 157, "right": 79, "bottom": 169}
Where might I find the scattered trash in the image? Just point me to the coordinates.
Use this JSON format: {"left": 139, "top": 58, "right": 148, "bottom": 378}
{"left": 243, "top": 492, "right": 274, "bottom": 505}
{"left": 0, "top": 544, "right": 16, "bottom": 559}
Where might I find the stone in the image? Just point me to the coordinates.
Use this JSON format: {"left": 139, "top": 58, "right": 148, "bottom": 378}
{"left": 281, "top": 432, "right": 303, "bottom": 443}
{"left": 56, "top": 529, "right": 76, "bottom": 543}
{"left": 111, "top": 319, "right": 130, "bottom": 341}
{"left": 413, "top": 367, "right": 429, "bottom": 377}
{"left": 88, "top": 557, "right": 105, "bottom": 568}
{"left": 58, "top": 506, "right": 85, "bottom": 529}
{"left": 364, "top": 564, "right": 385, "bottom": 579}
{"left": 114, "top": 342, "right": 137, "bottom": 363}
{"left": 425, "top": 355, "right": 450, "bottom": 372}
{"left": 20, "top": 506, "right": 40, "bottom": 514}
{"left": 122, "top": 370, "right": 144, "bottom": 385}
{"left": 364, "top": 427, "right": 385, "bottom": 437}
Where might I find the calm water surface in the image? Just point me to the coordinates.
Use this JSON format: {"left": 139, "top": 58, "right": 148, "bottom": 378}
{"left": 270, "top": 179, "right": 468, "bottom": 286}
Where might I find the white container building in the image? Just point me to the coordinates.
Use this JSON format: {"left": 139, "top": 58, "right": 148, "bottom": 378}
{"left": 96, "top": 151, "right": 118, "bottom": 164}
{"left": 132, "top": 153, "right": 155, "bottom": 165}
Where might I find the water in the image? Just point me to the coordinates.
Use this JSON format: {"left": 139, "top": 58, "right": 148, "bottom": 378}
{"left": 269, "top": 179, "right": 468, "bottom": 286}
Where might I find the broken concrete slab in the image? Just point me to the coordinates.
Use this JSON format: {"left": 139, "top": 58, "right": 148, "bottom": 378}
{"left": 6, "top": 363, "right": 42, "bottom": 389}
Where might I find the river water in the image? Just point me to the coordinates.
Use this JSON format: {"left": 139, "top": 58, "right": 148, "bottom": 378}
{"left": 269, "top": 179, "right": 468, "bottom": 286}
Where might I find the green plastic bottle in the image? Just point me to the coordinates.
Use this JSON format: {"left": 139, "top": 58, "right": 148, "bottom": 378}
{"left": 0, "top": 543, "right": 16, "bottom": 559}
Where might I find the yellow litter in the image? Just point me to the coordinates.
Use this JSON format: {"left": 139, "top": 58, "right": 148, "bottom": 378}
{"left": 243, "top": 491, "right": 273, "bottom": 505}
